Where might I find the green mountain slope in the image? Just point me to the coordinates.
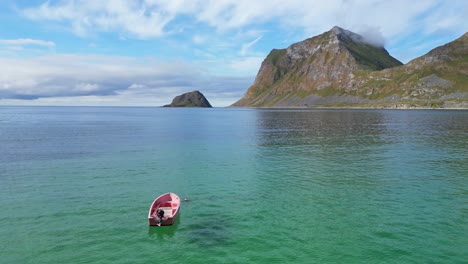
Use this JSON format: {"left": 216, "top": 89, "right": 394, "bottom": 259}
{"left": 232, "top": 27, "right": 468, "bottom": 108}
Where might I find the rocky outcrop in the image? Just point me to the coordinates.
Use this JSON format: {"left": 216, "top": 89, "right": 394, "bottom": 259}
{"left": 164, "top": 90, "right": 212, "bottom": 107}
{"left": 232, "top": 27, "right": 468, "bottom": 108}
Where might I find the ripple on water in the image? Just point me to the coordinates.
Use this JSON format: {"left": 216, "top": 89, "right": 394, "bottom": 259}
{"left": 1, "top": 108, "right": 467, "bottom": 263}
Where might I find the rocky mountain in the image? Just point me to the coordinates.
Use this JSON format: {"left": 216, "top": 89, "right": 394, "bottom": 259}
{"left": 232, "top": 26, "right": 468, "bottom": 108}
{"left": 164, "top": 90, "right": 212, "bottom": 107}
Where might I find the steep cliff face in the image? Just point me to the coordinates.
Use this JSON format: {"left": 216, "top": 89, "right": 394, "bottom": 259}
{"left": 232, "top": 26, "right": 402, "bottom": 107}
{"left": 164, "top": 90, "right": 212, "bottom": 107}
{"left": 232, "top": 27, "right": 468, "bottom": 108}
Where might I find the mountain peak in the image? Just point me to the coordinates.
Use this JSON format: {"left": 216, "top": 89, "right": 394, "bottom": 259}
{"left": 330, "top": 26, "right": 346, "bottom": 35}
{"left": 232, "top": 27, "right": 404, "bottom": 107}
{"left": 329, "top": 26, "right": 367, "bottom": 45}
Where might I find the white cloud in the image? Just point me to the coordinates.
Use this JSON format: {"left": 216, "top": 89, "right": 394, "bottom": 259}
{"left": 192, "top": 34, "right": 208, "bottom": 45}
{"left": 0, "top": 38, "right": 55, "bottom": 48}
{"left": 0, "top": 54, "right": 191, "bottom": 98}
{"left": 356, "top": 26, "right": 386, "bottom": 47}
{"left": 421, "top": 1, "right": 468, "bottom": 34}
{"left": 0, "top": 54, "right": 252, "bottom": 106}
{"left": 21, "top": 0, "right": 467, "bottom": 43}
{"left": 22, "top": 1, "right": 174, "bottom": 38}
{"left": 18, "top": 1, "right": 467, "bottom": 62}
{"left": 228, "top": 56, "right": 264, "bottom": 75}
{"left": 74, "top": 83, "right": 100, "bottom": 92}
{"left": 240, "top": 36, "right": 262, "bottom": 56}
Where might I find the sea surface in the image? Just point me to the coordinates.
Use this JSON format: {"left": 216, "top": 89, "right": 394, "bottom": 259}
{"left": 0, "top": 106, "right": 467, "bottom": 263}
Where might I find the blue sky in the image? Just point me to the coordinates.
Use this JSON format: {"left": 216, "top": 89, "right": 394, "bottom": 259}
{"left": 0, "top": 0, "right": 466, "bottom": 106}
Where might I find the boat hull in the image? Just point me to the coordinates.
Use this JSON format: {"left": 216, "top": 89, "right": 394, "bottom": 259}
{"left": 148, "top": 193, "right": 180, "bottom": 226}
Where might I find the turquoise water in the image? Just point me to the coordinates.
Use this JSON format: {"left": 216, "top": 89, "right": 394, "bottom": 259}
{"left": 0, "top": 107, "right": 467, "bottom": 263}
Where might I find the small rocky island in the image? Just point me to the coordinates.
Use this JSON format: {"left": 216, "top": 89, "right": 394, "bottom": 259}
{"left": 164, "top": 90, "right": 212, "bottom": 107}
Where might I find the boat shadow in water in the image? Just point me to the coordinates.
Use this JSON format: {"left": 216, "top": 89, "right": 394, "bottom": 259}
{"left": 181, "top": 216, "right": 232, "bottom": 247}
{"left": 147, "top": 213, "right": 181, "bottom": 240}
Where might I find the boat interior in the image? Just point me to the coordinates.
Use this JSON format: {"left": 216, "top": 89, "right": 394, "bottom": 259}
{"left": 153, "top": 202, "right": 177, "bottom": 218}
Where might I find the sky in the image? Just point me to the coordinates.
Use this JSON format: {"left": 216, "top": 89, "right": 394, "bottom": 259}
{"left": 0, "top": 0, "right": 467, "bottom": 107}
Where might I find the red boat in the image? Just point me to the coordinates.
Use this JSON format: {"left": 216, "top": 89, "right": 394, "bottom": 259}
{"left": 148, "top": 193, "right": 180, "bottom": 226}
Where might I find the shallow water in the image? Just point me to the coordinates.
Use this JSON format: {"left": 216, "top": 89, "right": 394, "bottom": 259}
{"left": 0, "top": 107, "right": 467, "bottom": 263}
